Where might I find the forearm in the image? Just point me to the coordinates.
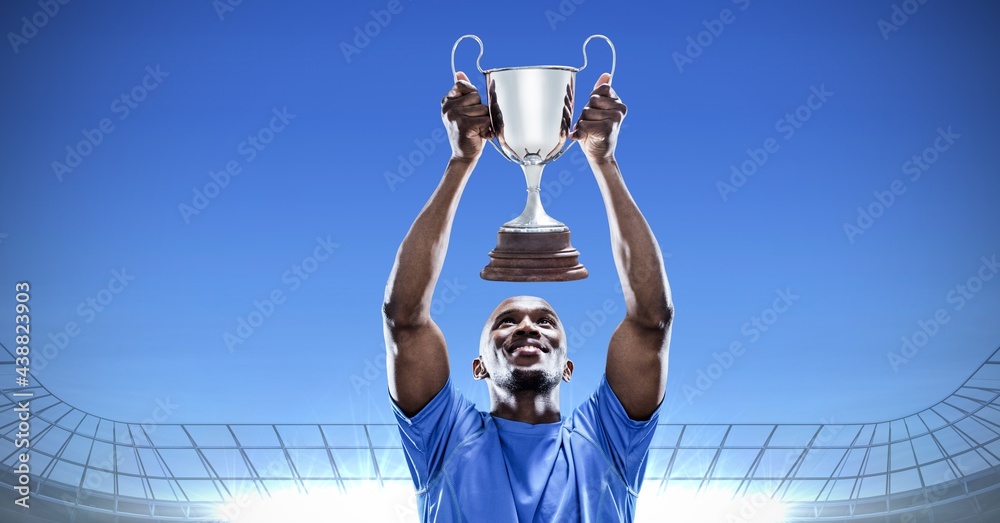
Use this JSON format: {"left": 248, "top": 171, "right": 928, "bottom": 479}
{"left": 383, "top": 157, "right": 476, "bottom": 327}
{"left": 592, "top": 159, "right": 673, "bottom": 329}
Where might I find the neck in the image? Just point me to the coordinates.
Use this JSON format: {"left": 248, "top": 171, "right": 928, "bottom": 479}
{"left": 489, "top": 386, "right": 561, "bottom": 424}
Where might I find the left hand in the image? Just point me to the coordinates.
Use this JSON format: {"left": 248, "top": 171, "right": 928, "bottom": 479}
{"left": 442, "top": 71, "right": 494, "bottom": 162}
{"left": 571, "top": 73, "right": 626, "bottom": 163}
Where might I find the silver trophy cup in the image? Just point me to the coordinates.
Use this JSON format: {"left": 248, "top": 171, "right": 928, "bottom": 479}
{"left": 452, "top": 34, "right": 616, "bottom": 282}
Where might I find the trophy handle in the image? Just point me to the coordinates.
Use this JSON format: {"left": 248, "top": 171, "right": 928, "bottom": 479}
{"left": 451, "top": 34, "right": 486, "bottom": 78}
{"left": 578, "top": 34, "right": 616, "bottom": 83}
{"left": 450, "top": 34, "right": 511, "bottom": 161}
{"left": 560, "top": 35, "right": 617, "bottom": 158}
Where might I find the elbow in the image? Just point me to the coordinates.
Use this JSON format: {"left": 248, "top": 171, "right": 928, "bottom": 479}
{"left": 662, "top": 301, "right": 675, "bottom": 327}
{"left": 382, "top": 300, "right": 427, "bottom": 331}
{"left": 653, "top": 302, "right": 675, "bottom": 331}
{"left": 382, "top": 300, "right": 405, "bottom": 329}
{"left": 634, "top": 300, "right": 674, "bottom": 332}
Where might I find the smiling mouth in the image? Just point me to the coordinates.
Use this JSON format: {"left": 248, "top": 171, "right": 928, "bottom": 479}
{"left": 506, "top": 340, "right": 549, "bottom": 357}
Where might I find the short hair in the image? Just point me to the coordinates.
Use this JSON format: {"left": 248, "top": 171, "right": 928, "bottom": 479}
{"left": 479, "top": 295, "right": 560, "bottom": 355}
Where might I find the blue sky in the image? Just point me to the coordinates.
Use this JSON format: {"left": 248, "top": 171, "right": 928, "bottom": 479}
{"left": 1, "top": 0, "right": 997, "bottom": 428}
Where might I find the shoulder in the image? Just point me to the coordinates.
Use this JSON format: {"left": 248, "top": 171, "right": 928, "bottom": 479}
{"left": 567, "top": 374, "right": 662, "bottom": 433}
{"left": 391, "top": 377, "right": 486, "bottom": 438}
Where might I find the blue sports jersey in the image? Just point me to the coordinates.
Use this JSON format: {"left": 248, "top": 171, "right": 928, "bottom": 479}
{"left": 390, "top": 374, "right": 661, "bottom": 522}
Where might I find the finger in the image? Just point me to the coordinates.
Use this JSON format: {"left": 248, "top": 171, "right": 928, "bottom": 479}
{"left": 446, "top": 83, "right": 478, "bottom": 101}
{"left": 593, "top": 72, "right": 612, "bottom": 90}
{"left": 587, "top": 95, "right": 626, "bottom": 113}
{"left": 589, "top": 83, "right": 619, "bottom": 100}
{"left": 571, "top": 120, "right": 610, "bottom": 140}
{"left": 446, "top": 73, "right": 478, "bottom": 99}
{"left": 464, "top": 116, "right": 493, "bottom": 137}
{"left": 579, "top": 108, "right": 622, "bottom": 122}
{"left": 443, "top": 91, "right": 482, "bottom": 111}
{"left": 587, "top": 94, "right": 625, "bottom": 111}
{"left": 456, "top": 104, "right": 489, "bottom": 117}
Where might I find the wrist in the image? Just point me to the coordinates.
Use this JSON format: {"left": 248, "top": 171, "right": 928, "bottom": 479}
{"left": 447, "top": 155, "right": 479, "bottom": 176}
{"left": 588, "top": 156, "right": 618, "bottom": 172}
{"left": 449, "top": 155, "right": 477, "bottom": 167}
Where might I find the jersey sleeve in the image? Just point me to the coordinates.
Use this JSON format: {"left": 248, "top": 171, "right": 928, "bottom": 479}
{"left": 389, "top": 378, "right": 484, "bottom": 490}
{"left": 572, "top": 373, "right": 662, "bottom": 492}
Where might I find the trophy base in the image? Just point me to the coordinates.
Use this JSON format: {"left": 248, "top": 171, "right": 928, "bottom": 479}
{"left": 481, "top": 230, "right": 588, "bottom": 282}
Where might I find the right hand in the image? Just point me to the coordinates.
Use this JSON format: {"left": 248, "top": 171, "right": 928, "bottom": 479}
{"left": 571, "top": 73, "right": 626, "bottom": 164}
{"left": 442, "top": 71, "right": 494, "bottom": 161}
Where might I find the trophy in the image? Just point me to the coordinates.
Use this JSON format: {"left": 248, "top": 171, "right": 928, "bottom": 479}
{"left": 451, "top": 34, "right": 616, "bottom": 282}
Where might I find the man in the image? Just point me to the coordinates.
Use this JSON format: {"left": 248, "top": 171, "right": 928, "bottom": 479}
{"left": 383, "top": 69, "right": 673, "bottom": 522}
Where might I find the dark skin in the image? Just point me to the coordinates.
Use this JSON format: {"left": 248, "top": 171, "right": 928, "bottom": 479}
{"left": 383, "top": 72, "right": 673, "bottom": 422}
{"left": 472, "top": 295, "right": 573, "bottom": 424}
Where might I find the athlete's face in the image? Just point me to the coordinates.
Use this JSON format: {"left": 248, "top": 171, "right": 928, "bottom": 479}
{"left": 474, "top": 296, "right": 572, "bottom": 393}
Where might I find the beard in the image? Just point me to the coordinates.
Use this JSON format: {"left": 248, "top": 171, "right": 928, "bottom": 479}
{"left": 494, "top": 367, "right": 562, "bottom": 394}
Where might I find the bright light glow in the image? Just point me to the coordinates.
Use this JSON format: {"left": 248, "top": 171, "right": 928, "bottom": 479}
{"left": 215, "top": 481, "right": 418, "bottom": 523}
{"left": 216, "top": 482, "right": 788, "bottom": 523}
{"left": 636, "top": 485, "right": 788, "bottom": 523}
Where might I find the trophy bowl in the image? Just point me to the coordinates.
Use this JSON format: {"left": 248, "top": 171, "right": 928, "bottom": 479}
{"left": 452, "top": 35, "right": 616, "bottom": 282}
{"left": 489, "top": 66, "right": 575, "bottom": 233}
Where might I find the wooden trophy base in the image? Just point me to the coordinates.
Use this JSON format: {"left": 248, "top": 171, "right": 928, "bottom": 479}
{"left": 481, "top": 229, "right": 588, "bottom": 282}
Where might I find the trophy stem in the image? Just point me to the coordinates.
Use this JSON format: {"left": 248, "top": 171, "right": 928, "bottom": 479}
{"left": 484, "top": 161, "right": 587, "bottom": 282}
{"left": 501, "top": 164, "right": 567, "bottom": 233}
{"left": 523, "top": 161, "right": 544, "bottom": 187}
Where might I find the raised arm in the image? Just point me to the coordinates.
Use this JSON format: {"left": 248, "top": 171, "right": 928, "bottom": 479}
{"left": 383, "top": 72, "right": 492, "bottom": 418}
{"left": 572, "top": 74, "right": 674, "bottom": 421}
